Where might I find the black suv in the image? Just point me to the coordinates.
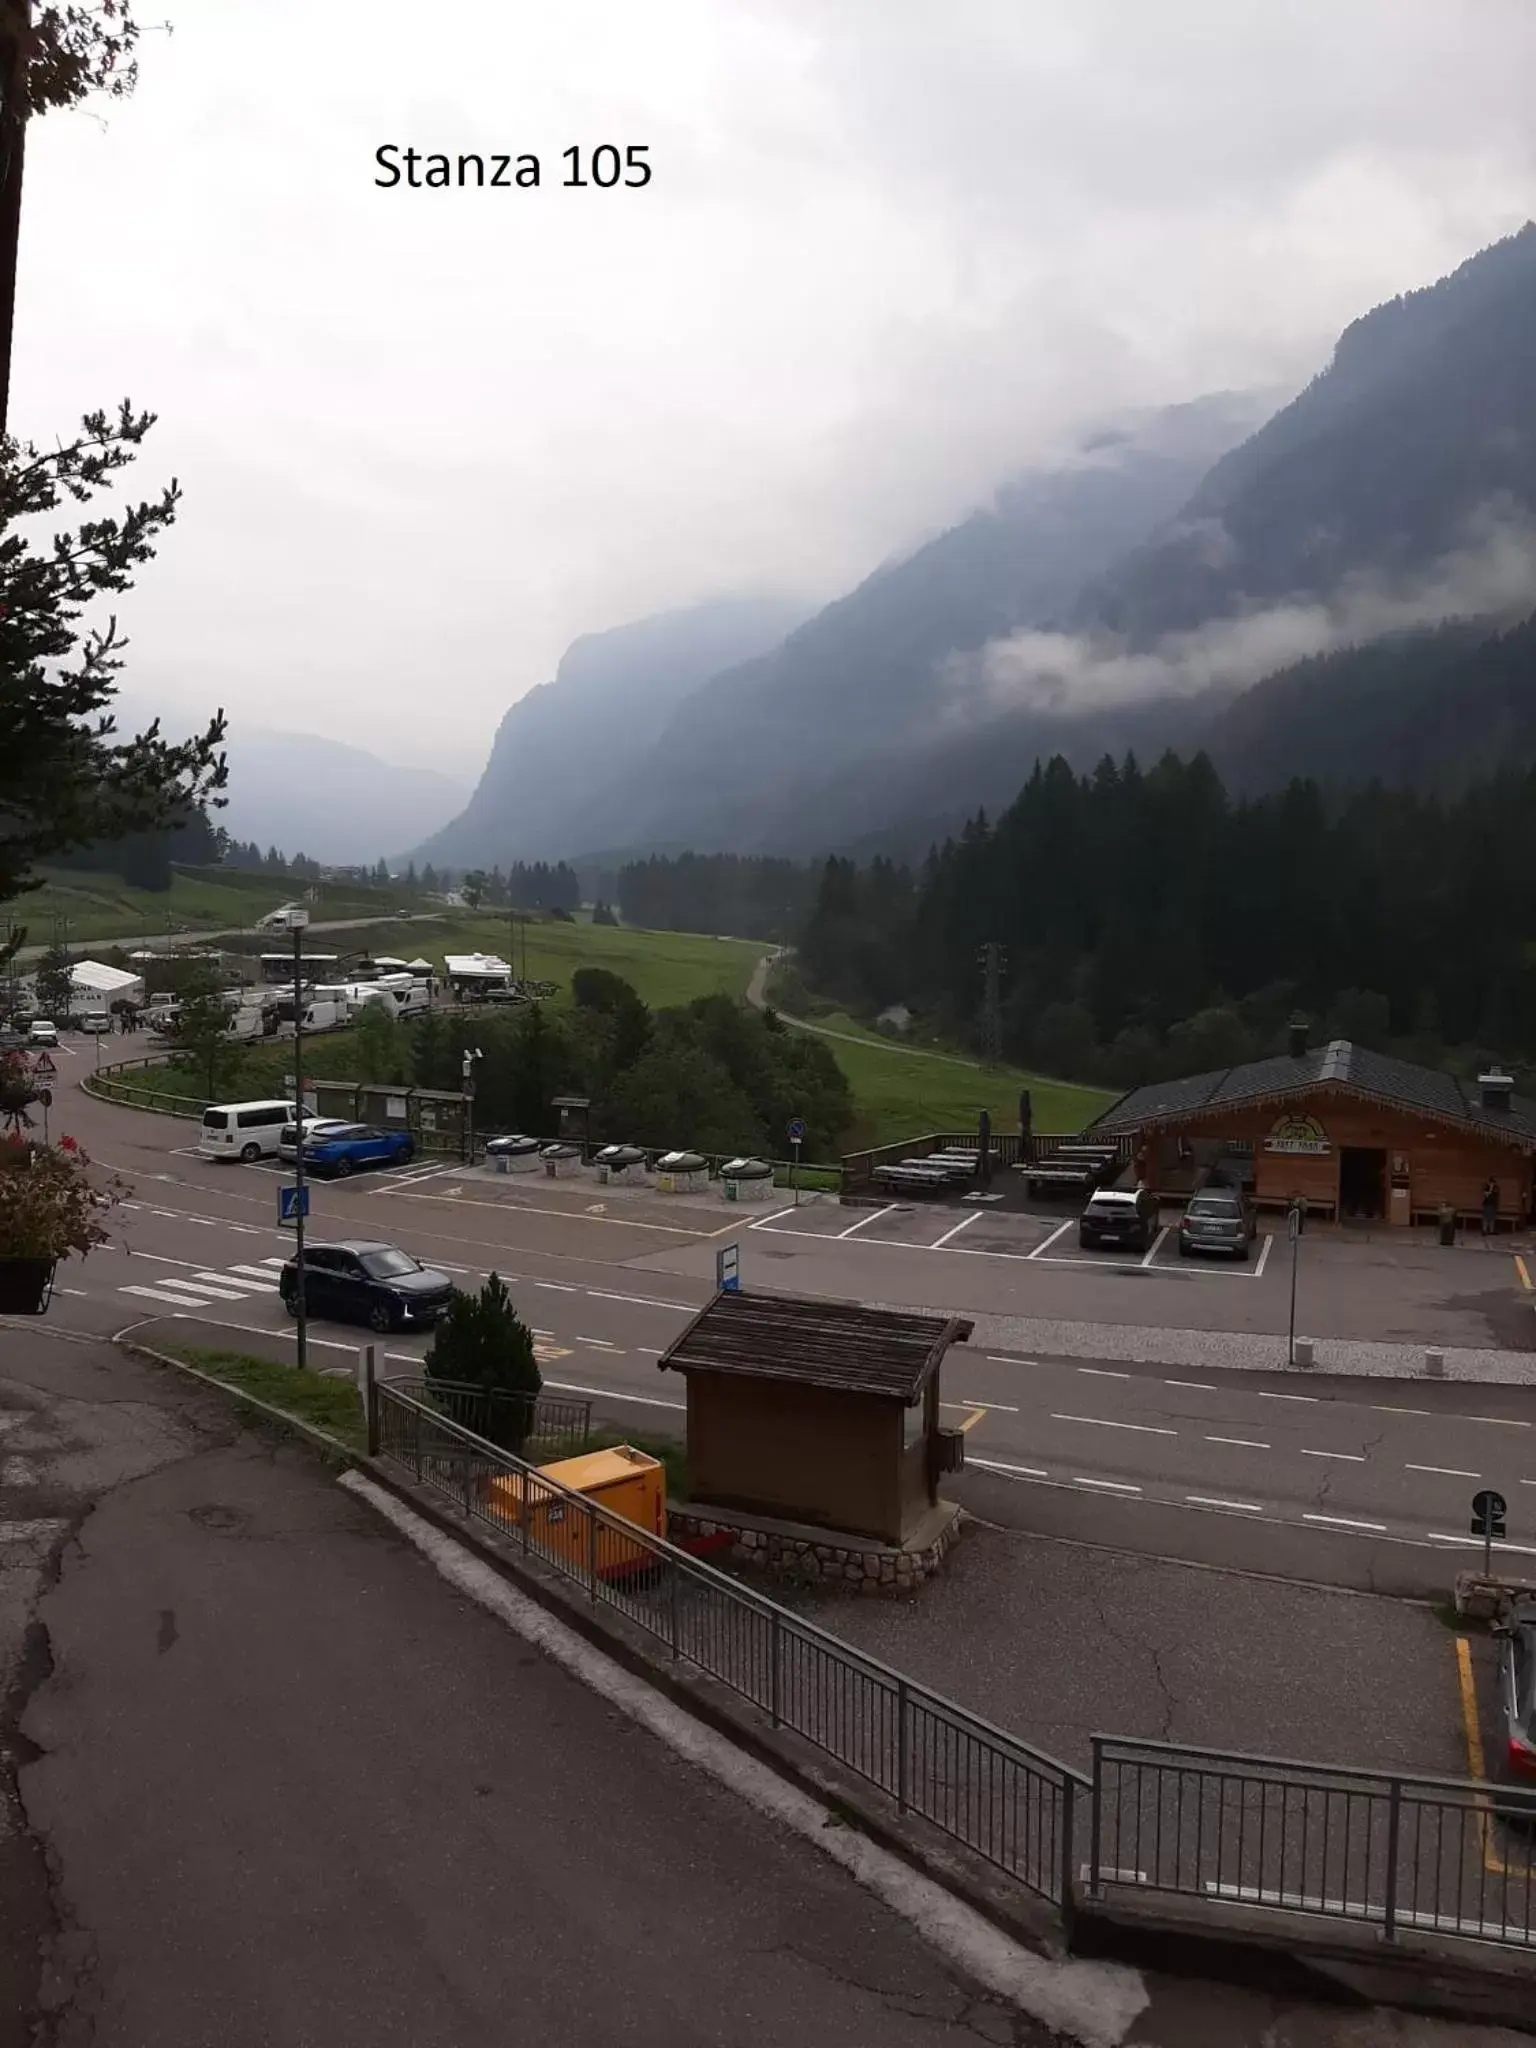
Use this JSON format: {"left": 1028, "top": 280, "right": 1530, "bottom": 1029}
{"left": 280, "top": 1240, "right": 455, "bottom": 1334}
{"left": 1078, "top": 1186, "right": 1159, "bottom": 1252}
{"left": 1178, "top": 1187, "right": 1258, "bottom": 1260}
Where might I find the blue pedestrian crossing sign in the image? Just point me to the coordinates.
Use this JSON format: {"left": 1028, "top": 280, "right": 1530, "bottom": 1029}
{"left": 279, "top": 1183, "right": 309, "bottom": 1226}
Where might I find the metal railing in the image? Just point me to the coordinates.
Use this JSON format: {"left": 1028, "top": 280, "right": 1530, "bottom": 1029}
{"left": 84, "top": 1056, "right": 204, "bottom": 1118}
{"left": 372, "top": 1383, "right": 1536, "bottom": 1960}
{"left": 1089, "top": 1737, "right": 1536, "bottom": 1949}
{"left": 385, "top": 1376, "right": 592, "bottom": 1461}
{"left": 375, "top": 1381, "right": 1081, "bottom": 1906}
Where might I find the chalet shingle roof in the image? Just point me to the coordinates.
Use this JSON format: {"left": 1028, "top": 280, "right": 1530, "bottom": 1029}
{"left": 1091, "top": 1040, "right": 1536, "bottom": 1146}
{"left": 658, "top": 1291, "right": 972, "bottom": 1402}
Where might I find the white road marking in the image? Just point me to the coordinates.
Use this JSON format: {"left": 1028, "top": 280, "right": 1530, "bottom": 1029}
{"left": 1205, "top": 1436, "right": 1270, "bottom": 1450}
{"left": 192, "top": 1272, "right": 271, "bottom": 1292}
{"left": 838, "top": 1204, "right": 898, "bottom": 1240}
{"left": 1300, "top": 1448, "right": 1366, "bottom": 1463}
{"left": 1466, "top": 1416, "right": 1530, "bottom": 1428}
{"left": 137, "top": 1279, "right": 250, "bottom": 1302}
{"left": 54, "top": 1286, "right": 87, "bottom": 1297}
{"left": 1027, "top": 1218, "right": 1076, "bottom": 1260}
{"left": 1405, "top": 1464, "right": 1480, "bottom": 1479}
{"left": 1258, "top": 1392, "right": 1318, "bottom": 1404}
{"left": 1302, "top": 1513, "right": 1386, "bottom": 1533}
{"left": 961, "top": 1397, "right": 1019, "bottom": 1413}
{"left": 227, "top": 1265, "right": 282, "bottom": 1282}
{"left": 1072, "top": 1477, "right": 1142, "bottom": 1494}
{"left": 1165, "top": 1380, "right": 1217, "bottom": 1392}
{"left": 1427, "top": 1532, "right": 1536, "bottom": 1557}
{"left": 576, "top": 1337, "right": 619, "bottom": 1350}
{"left": 637, "top": 1347, "right": 664, "bottom": 1357}
{"left": 749, "top": 1206, "right": 797, "bottom": 1229}
{"left": 535, "top": 1281, "right": 577, "bottom": 1293}
{"left": 1373, "top": 1405, "right": 1432, "bottom": 1418}
{"left": 120, "top": 1285, "right": 211, "bottom": 1307}
{"left": 1253, "top": 1233, "right": 1274, "bottom": 1277}
{"left": 339, "top": 1474, "right": 1152, "bottom": 2045}
{"left": 541, "top": 1379, "right": 684, "bottom": 1412}
{"left": 1138, "top": 1227, "right": 1168, "bottom": 1268}
{"left": 1050, "top": 1413, "right": 1176, "bottom": 1437}
{"left": 1077, "top": 1367, "right": 1131, "bottom": 1380}
{"left": 930, "top": 1211, "right": 982, "bottom": 1250}
{"left": 1185, "top": 1496, "right": 1265, "bottom": 1513}
{"left": 968, "top": 1457, "right": 1050, "bottom": 1479}
{"left": 586, "top": 1290, "right": 694, "bottom": 1311}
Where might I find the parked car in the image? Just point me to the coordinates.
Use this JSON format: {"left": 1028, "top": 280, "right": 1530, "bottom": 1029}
{"left": 26, "top": 1018, "right": 58, "bottom": 1047}
{"left": 300, "top": 1123, "right": 416, "bottom": 1178}
{"left": 1497, "top": 1598, "right": 1536, "bottom": 1788}
{"left": 77, "top": 1012, "right": 113, "bottom": 1034}
{"left": 1078, "top": 1186, "right": 1159, "bottom": 1252}
{"left": 1178, "top": 1186, "right": 1259, "bottom": 1260}
{"left": 277, "top": 1117, "right": 355, "bottom": 1161}
{"left": 279, "top": 1240, "right": 454, "bottom": 1333}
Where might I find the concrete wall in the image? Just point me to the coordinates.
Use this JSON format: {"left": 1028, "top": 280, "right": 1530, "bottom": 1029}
{"left": 684, "top": 1375, "right": 908, "bottom": 1543}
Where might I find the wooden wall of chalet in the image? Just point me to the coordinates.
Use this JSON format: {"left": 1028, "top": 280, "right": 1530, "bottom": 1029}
{"left": 685, "top": 1375, "right": 916, "bottom": 1544}
{"left": 1145, "top": 1087, "right": 1531, "bottom": 1222}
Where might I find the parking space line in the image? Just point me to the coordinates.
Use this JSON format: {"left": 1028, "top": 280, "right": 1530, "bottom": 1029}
{"left": 957, "top": 1408, "right": 988, "bottom": 1434}
{"left": 1139, "top": 1227, "right": 1169, "bottom": 1268}
{"left": 1516, "top": 1255, "right": 1532, "bottom": 1292}
{"left": 930, "top": 1211, "right": 982, "bottom": 1250}
{"left": 749, "top": 1206, "right": 797, "bottom": 1229}
{"left": 838, "top": 1204, "right": 897, "bottom": 1240}
{"left": 1253, "top": 1233, "right": 1274, "bottom": 1278}
{"left": 1027, "top": 1218, "right": 1075, "bottom": 1261}
{"left": 1454, "top": 1637, "right": 1531, "bottom": 1879}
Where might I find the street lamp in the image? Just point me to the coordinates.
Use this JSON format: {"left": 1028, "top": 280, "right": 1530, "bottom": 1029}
{"left": 281, "top": 906, "right": 311, "bottom": 1370}
{"left": 462, "top": 1045, "right": 482, "bottom": 1162}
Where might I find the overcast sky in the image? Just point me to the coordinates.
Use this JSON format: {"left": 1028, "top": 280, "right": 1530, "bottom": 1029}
{"left": 16, "top": 0, "right": 1535, "bottom": 776}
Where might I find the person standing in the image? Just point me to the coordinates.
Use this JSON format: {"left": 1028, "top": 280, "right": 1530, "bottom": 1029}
{"left": 1482, "top": 1177, "right": 1499, "bottom": 1238}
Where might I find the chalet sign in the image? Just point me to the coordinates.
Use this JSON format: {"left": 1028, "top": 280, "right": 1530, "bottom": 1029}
{"left": 1264, "top": 1112, "right": 1331, "bottom": 1157}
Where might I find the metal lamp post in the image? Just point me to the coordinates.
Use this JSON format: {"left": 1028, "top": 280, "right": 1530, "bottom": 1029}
{"left": 462, "top": 1045, "right": 482, "bottom": 1162}
{"left": 285, "top": 907, "right": 311, "bottom": 1370}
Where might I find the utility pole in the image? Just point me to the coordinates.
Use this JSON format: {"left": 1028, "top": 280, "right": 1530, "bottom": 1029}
{"left": 977, "top": 942, "right": 1005, "bottom": 1067}
{"left": 0, "top": 0, "right": 30, "bottom": 439}
{"left": 288, "top": 909, "right": 310, "bottom": 1370}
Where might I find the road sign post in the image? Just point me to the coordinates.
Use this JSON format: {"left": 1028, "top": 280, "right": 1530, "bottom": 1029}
{"left": 1287, "top": 1199, "right": 1302, "bottom": 1366}
{"left": 716, "top": 1242, "right": 740, "bottom": 1293}
{"left": 787, "top": 1116, "right": 806, "bottom": 1208}
{"left": 1471, "top": 1488, "right": 1508, "bottom": 1578}
{"left": 279, "top": 1184, "right": 309, "bottom": 1227}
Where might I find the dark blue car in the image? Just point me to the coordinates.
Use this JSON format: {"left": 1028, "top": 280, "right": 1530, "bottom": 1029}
{"left": 301, "top": 1123, "right": 416, "bottom": 1178}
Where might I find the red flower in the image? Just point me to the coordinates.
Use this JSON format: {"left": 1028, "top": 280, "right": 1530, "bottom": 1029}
{"left": 59, "top": 1134, "right": 79, "bottom": 1152}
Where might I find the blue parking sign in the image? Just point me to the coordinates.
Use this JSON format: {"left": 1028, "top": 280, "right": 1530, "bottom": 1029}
{"left": 279, "top": 1184, "right": 309, "bottom": 1226}
{"left": 787, "top": 1117, "right": 806, "bottom": 1145}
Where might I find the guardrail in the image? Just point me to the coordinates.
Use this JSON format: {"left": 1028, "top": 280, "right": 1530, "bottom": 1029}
{"left": 83, "top": 1056, "right": 204, "bottom": 1118}
{"left": 373, "top": 1385, "right": 1536, "bottom": 1960}
{"left": 1088, "top": 1736, "right": 1536, "bottom": 1949}
{"left": 374, "top": 1382, "right": 1082, "bottom": 1908}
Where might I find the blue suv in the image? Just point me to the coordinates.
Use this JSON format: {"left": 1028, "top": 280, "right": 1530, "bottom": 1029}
{"left": 300, "top": 1123, "right": 416, "bottom": 1178}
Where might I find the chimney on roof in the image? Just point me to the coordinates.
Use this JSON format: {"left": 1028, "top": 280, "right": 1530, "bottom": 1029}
{"left": 1479, "top": 1067, "right": 1514, "bottom": 1113}
{"left": 1287, "top": 1016, "right": 1309, "bottom": 1061}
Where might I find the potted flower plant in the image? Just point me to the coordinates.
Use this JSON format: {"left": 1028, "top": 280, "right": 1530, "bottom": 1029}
{"left": 0, "top": 1130, "right": 122, "bottom": 1314}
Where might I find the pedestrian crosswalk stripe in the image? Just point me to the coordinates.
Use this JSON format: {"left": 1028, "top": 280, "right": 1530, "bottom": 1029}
{"left": 228, "top": 1264, "right": 283, "bottom": 1281}
{"left": 121, "top": 1285, "right": 200, "bottom": 1307}
{"left": 143, "top": 1279, "right": 249, "bottom": 1302}
{"left": 193, "top": 1271, "right": 272, "bottom": 1292}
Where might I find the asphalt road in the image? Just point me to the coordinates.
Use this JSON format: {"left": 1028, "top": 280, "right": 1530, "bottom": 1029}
{"left": 10, "top": 911, "right": 443, "bottom": 964}
{"left": 4, "top": 1327, "right": 1068, "bottom": 2048}
{"left": 14, "top": 1071, "right": 1534, "bottom": 1598}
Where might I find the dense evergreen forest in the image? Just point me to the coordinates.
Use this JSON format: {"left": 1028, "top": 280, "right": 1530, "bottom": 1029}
{"left": 618, "top": 853, "right": 816, "bottom": 940}
{"left": 794, "top": 752, "right": 1536, "bottom": 1086}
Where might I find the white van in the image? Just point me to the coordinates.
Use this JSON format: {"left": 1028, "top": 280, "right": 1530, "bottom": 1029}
{"left": 198, "top": 1099, "right": 299, "bottom": 1163}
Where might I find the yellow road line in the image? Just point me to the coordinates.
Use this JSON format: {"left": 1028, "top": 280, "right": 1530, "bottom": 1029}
{"left": 1515, "top": 1254, "right": 1531, "bottom": 1291}
{"left": 957, "top": 1406, "right": 988, "bottom": 1433}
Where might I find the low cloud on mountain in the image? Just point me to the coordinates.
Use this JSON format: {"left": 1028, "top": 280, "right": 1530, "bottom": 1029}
{"left": 951, "top": 500, "right": 1536, "bottom": 719}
